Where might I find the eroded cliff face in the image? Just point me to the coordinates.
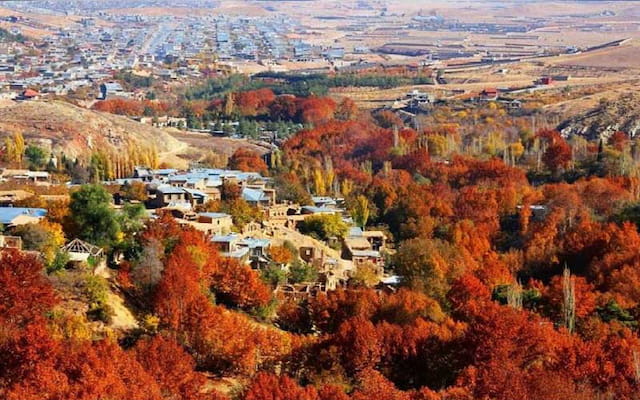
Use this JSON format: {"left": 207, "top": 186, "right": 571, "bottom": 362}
{"left": 559, "top": 93, "right": 640, "bottom": 140}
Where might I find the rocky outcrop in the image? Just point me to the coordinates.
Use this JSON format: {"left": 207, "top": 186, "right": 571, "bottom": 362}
{"left": 559, "top": 93, "right": 640, "bottom": 140}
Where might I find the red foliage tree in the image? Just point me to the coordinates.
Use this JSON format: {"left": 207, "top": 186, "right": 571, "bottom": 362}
{"left": 0, "top": 250, "right": 57, "bottom": 329}
{"left": 133, "top": 335, "right": 217, "bottom": 400}
{"left": 538, "top": 130, "right": 572, "bottom": 174}
{"left": 236, "top": 89, "right": 276, "bottom": 116}
{"left": 244, "top": 372, "right": 319, "bottom": 400}
{"left": 351, "top": 369, "right": 410, "bottom": 400}
{"left": 270, "top": 95, "right": 298, "bottom": 121}
{"left": 298, "top": 97, "right": 336, "bottom": 125}
{"left": 228, "top": 148, "right": 268, "bottom": 174}
{"left": 332, "top": 317, "right": 382, "bottom": 374}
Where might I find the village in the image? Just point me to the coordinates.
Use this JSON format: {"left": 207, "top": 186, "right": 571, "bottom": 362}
{"left": 0, "top": 164, "right": 396, "bottom": 298}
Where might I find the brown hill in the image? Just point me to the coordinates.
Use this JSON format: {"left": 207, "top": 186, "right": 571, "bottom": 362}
{"left": 0, "top": 100, "right": 189, "bottom": 166}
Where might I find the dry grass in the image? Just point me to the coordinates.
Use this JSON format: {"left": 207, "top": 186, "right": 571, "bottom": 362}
{"left": 0, "top": 100, "right": 187, "bottom": 163}
{"left": 549, "top": 41, "right": 640, "bottom": 69}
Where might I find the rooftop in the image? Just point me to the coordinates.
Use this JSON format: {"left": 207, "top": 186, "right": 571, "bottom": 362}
{"left": 199, "top": 212, "right": 231, "bottom": 219}
{"left": 212, "top": 233, "right": 240, "bottom": 243}
{"left": 0, "top": 207, "right": 47, "bottom": 225}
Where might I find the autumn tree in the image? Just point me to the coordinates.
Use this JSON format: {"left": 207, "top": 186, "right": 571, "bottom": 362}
{"left": 394, "top": 238, "right": 469, "bottom": 303}
{"left": 298, "top": 214, "right": 349, "bottom": 242}
{"left": 349, "top": 195, "right": 371, "bottom": 229}
{"left": 0, "top": 250, "right": 57, "bottom": 328}
{"left": 228, "top": 148, "right": 268, "bottom": 174}
{"left": 12, "top": 220, "right": 65, "bottom": 267}
{"left": 131, "top": 237, "right": 165, "bottom": 293}
{"left": 336, "top": 98, "right": 359, "bottom": 121}
{"left": 538, "top": 130, "right": 572, "bottom": 174}
{"left": 244, "top": 372, "right": 319, "bottom": 400}
{"left": 298, "top": 97, "right": 336, "bottom": 125}
{"left": 133, "top": 335, "right": 218, "bottom": 400}
{"left": 331, "top": 317, "right": 381, "bottom": 373}
{"left": 4, "top": 132, "right": 25, "bottom": 165}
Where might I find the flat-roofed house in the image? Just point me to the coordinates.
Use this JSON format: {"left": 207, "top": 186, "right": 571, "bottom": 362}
{"left": 185, "top": 212, "right": 233, "bottom": 236}
{"left": 211, "top": 234, "right": 250, "bottom": 261}
{"left": 0, "top": 190, "right": 34, "bottom": 205}
{"left": 0, "top": 207, "right": 47, "bottom": 227}
{"left": 99, "top": 82, "right": 125, "bottom": 99}
{"left": 242, "top": 187, "right": 275, "bottom": 208}
{"left": 151, "top": 185, "right": 208, "bottom": 208}
{"left": 1, "top": 169, "right": 51, "bottom": 185}
{"left": 342, "top": 228, "right": 386, "bottom": 273}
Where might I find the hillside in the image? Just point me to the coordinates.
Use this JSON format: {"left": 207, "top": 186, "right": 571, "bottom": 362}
{"left": 0, "top": 100, "right": 189, "bottom": 165}
{"left": 558, "top": 92, "right": 640, "bottom": 140}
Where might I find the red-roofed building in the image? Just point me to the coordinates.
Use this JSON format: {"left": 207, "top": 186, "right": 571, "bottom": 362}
{"left": 17, "top": 89, "right": 40, "bottom": 101}
{"left": 480, "top": 88, "right": 499, "bottom": 101}
{"left": 538, "top": 76, "right": 553, "bottom": 85}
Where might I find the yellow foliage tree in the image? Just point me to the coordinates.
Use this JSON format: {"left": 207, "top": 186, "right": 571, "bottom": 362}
{"left": 509, "top": 142, "right": 525, "bottom": 160}
{"left": 14, "top": 132, "right": 25, "bottom": 165}
{"left": 313, "top": 169, "right": 326, "bottom": 195}
{"left": 341, "top": 179, "right": 354, "bottom": 197}
{"left": 40, "top": 220, "right": 66, "bottom": 265}
{"left": 4, "top": 132, "right": 25, "bottom": 165}
{"left": 428, "top": 135, "right": 449, "bottom": 157}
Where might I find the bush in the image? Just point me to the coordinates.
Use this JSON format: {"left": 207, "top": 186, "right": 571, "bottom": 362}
{"left": 288, "top": 260, "right": 318, "bottom": 284}
{"left": 85, "top": 275, "right": 114, "bottom": 324}
{"left": 47, "top": 251, "right": 70, "bottom": 274}
{"left": 261, "top": 264, "right": 287, "bottom": 287}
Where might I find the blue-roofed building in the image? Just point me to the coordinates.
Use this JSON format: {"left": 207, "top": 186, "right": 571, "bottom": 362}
{"left": 238, "top": 237, "right": 272, "bottom": 269}
{"left": 325, "top": 47, "right": 345, "bottom": 60}
{"left": 242, "top": 187, "right": 275, "bottom": 208}
{"left": 0, "top": 207, "right": 47, "bottom": 227}
{"left": 211, "top": 234, "right": 273, "bottom": 269}
{"left": 152, "top": 168, "right": 179, "bottom": 177}
{"left": 311, "top": 196, "right": 344, "bottom": 209}
{"left": 133, "top": 167, "right": 152, "bottom": 179}
{"left": 238, "top": 237, "right": 271, "bottom": 257}
{"left": 211, "top": 233, "right": 239, "bottom": 249}
{"left": 211, "top": 233, "right": 249, "bottom": 260}
{"left": 199, "top": 212, "right": 231, "bottom": 220}
{"left": 301, "top": 206, "right": 338, "bottom": 215}
{"left": 133, "top": 167, "right": 178, "bottom": 181}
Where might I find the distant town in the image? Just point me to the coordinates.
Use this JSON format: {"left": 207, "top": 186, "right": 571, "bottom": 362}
{"left": 0, "top": 0, "right": 635, "bottom": 102}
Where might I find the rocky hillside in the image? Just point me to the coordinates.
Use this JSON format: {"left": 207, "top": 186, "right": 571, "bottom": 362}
{"left": 558, "top": 93, "right": 640, "bottom": 140}
{"left": 0, "top": 100, "right": 188, "bottom": 165}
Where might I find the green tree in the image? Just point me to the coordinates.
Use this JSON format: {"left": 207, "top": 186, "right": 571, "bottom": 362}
{"left": 261, "top": 264, "right": 288, "bottom": 287}
{"left": 84, "top": 274, "right": 114, "bottom": 323}
{"left": 25, "top": 145, "right": 47, "bottom": 169}
{"left": 69, "top": 185, "right": 121, "bottom": 247}
{"left": 12, "top": 220, "right": 65, "bottom": 267}
{"left": 118, "top": 203, "right": 147, "bottom": 238}
{"left": 288, "top": 260, "right": 318, "bottom": 284}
